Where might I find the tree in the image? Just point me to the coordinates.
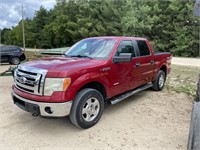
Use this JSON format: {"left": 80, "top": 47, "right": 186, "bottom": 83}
{"left": 1, "top": 28, "right": 11, "bottom": 44}
{"left": 122, "top": 0, "right": 199, "bottom": 57}
{"left": 2, "top": 0, "right": 199, "bottom": 57}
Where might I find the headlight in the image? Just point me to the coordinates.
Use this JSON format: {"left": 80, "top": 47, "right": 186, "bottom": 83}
{"left": 44, "top": 78, "right": 71, "bottom": 96}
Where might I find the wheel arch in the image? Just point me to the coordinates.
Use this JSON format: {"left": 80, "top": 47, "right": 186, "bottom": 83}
{"left": 78, "top": 81, "right": 107, "bottom": 100}
{"left": 160, "top": 65, "right": 167, "bottom": 76}
{"left": 153, "top": 64, "right": 167, "bottom": 82}
{"left": 66, "top": 73, "right": 109, "bottom": 101}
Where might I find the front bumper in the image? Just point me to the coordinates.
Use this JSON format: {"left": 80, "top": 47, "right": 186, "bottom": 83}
{"left": 12, "top": 92, "right": 72, "bottom": 117}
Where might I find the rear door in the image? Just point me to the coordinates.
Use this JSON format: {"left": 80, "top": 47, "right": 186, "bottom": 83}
{"left": 134, "top": 40, "right": 154, "bottom": 85}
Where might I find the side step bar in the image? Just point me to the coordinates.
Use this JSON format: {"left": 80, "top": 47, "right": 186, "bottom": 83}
{"left": 110, "top": 84, "right": 153, "bottom": 105}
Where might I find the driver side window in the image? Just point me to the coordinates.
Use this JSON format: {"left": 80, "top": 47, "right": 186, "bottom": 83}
{"left": 115, "top": 40, "right": 135, "bottom": 57}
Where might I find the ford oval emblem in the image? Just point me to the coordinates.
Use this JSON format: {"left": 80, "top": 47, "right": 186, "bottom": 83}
{"left": 18, "top": 77, "right": 27, "bottom": 84}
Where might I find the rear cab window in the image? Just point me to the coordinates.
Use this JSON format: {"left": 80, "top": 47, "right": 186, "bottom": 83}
{"left": 136, "top": 40, "right": 151, "bottom": 56}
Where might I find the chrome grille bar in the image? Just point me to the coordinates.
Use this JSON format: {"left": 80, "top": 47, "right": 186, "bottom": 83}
{"left": 14, "top": 65, "right": 47, "bottom": 95}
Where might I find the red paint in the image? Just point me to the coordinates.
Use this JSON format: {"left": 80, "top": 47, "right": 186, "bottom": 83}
{"left": 13, "top": 37, "right": 171, "bottom": 102}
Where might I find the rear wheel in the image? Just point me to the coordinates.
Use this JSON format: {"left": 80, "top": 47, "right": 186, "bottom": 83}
{"left": 152, "top": 70, "right": 166, "bottom": 91}
{"left": 10, "top": 57, "right": 20, "bottom": 65}
{"left": 70, "top": 88, "right": 104, "bottom": 129}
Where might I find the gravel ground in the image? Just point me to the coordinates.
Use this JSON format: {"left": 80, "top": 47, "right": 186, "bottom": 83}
{"left": 172, "top": 57, "right": 200, "bottom": 67}
{"left": 0, "top": 64, "right": 193, "bottom": 150}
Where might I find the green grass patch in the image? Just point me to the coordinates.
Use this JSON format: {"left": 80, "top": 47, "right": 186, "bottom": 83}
{"left": 166, "top": 65, "right": 199, "bottom": 97}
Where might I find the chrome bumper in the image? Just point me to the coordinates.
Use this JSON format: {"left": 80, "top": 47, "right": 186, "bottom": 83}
{"left": 12, "top": 92, "right": 72, "bottom": 117}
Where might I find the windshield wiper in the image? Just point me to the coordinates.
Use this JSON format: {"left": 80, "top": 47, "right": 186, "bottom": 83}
{"left": 69, "top": 55, "right": 93, "bottom": 59}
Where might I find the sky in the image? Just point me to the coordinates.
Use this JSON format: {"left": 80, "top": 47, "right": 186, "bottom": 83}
{"left": 0, "top": 0, "right": 56, "bottom": 29}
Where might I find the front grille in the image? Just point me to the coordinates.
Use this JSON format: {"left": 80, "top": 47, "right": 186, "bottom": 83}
{"left": 14, "top": 65, "right": 47, "bottom": 95}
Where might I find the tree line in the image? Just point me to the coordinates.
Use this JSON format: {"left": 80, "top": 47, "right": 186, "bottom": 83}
{"left": 1, "top": 0, "right": 199, "bottom": 57}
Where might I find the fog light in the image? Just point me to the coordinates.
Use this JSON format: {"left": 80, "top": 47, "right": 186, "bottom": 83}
{"left": 45, "top": 107, "right": 53, "bottom": 114}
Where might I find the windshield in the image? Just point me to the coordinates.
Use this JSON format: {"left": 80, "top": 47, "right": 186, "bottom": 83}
{"left": 65, "top": 38, "right": 116, "bottom": 59}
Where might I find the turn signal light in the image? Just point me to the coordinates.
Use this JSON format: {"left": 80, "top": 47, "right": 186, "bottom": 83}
{"left": 63, "top": 78, "right": 71, "bottom": 91}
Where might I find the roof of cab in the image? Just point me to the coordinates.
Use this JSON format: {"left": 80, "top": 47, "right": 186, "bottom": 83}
{"left": 86, "top": 36, "right": 147, "bottom": 41}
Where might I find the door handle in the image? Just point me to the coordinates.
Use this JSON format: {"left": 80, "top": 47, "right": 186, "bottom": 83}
{"left": 150, "top": 60, "right": 154, "bottom": 64}
{"left": 135, "top": 62, "right": 140, "bottom": 67}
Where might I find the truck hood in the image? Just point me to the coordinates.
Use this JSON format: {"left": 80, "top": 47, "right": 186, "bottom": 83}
{"left": 20, "top": 56, "right": 104, "bottom": 76}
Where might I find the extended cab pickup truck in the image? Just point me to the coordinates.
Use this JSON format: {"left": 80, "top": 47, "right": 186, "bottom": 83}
{"left": 12, "top": 36, "right": 171, "bottom": 129}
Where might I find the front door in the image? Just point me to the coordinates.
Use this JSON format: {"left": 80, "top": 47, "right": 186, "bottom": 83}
{"left": 109, "top": 40, "right": 140, "bottom": 96}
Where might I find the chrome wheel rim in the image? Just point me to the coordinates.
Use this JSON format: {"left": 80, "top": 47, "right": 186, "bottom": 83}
{"left": 158, "top": 74, "right": 164, "bottom": 88}
{"left": 82, "top": 97, "right": 100, "bottom": 122}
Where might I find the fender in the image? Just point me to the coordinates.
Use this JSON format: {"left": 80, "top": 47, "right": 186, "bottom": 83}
{"left": 158, "top": 62, "right": 167, "bottom": 72}
{"left": 153, "top": 59, "right": 167, "bottom": 81}
{"left": 64, "top": 72, "right": 110, "bottom": 100}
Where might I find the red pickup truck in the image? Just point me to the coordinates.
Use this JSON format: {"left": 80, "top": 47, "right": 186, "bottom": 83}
{"left": 12, "top": 36, "right": 171, "bottom": 129}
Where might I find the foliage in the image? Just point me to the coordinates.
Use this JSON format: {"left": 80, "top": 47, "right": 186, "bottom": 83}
{"left": 0, "top": 28, "right": 11, "bottom": 44}
{"left": 1, "top": 0, "right": 199, "bottom": 57}
{"left": 122, "top": 0, "right": 199, "bottom": 56}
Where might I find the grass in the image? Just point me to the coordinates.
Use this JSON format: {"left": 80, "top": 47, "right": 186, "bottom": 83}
{"left": 24, "top": 51, "right": 45, "bottom": 61}
{"left": 165, "top": 65, "right": 199, "bottom": 97}
{"left": 25, "top": 51, "right": 35, "bottom": 58}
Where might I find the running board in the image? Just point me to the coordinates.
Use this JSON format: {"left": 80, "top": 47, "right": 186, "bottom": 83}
{"left": 110, "top": 84, "right": 153, "bottom": 105}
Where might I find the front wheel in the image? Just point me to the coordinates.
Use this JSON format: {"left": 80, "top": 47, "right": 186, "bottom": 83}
{"left": 152, "top": 70, "right": 166, "bottom": 91}
{"left": 70, "top": 88, "right": 104, "bottom": 129}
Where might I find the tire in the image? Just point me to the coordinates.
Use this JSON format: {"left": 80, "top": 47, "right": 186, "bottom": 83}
{"left": 10, "top": 57, "right": 20, "bottom": 65}
{"left": 152, "top": 70, "right": 166, "bottom": 91}
{"left": 70, "top": 88, "right": 104, "bottom": 129}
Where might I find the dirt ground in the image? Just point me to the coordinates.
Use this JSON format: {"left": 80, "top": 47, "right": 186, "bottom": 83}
{"left": 172, "top": 57, "right": 200, "bottom": 67}
{"left": 0, "top": 64, "right": 193, "bottom": 150}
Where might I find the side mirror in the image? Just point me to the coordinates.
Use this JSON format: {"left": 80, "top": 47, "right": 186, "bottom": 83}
{"left": 113, "top": 53, "right": 132, "bottom": 63}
